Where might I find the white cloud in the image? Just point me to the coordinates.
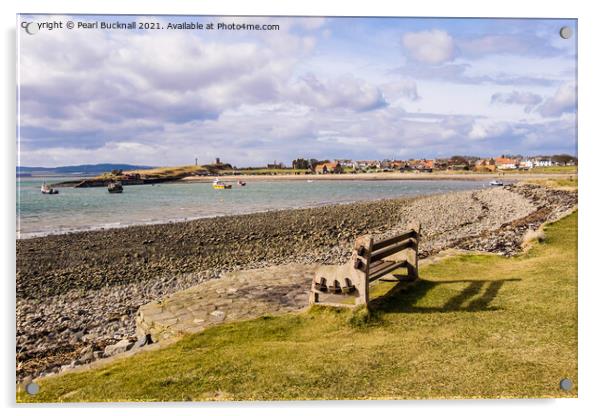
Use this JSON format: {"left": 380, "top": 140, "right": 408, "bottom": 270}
{"left": 16, "top": 16, "right": 577, "bottom": 166}
{"left": 491, "top": 91, "right": 543, "bottom": 113}
{"left": 19, "top": 19, "right": 388, "bottom": 155}
{"left": 287, "top": 74, "right": 387, "bottom": 111}
{"left": 381, "top": 79, "right": 420, "bottom": 102}
{"left": 469, "top": 120, "right": 510, "bottom": 140}
{"left": 537, "top": 82, "right": 576, "bottom": 117}
{"left": 402, "top": 29, "right": 454, "bottom": 65}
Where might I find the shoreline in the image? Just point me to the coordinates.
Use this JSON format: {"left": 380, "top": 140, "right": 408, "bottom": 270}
{"left": 182, "top": 171, "right": 575, "bottom": 183}
{"left": 18, "top": 174, "right": 573, "bottom": 239}
{"left": 16, "top": 194, "right": 425, "bottom": 240}
{"left": 42, "top": 171, "right": 577, "bottom": 188}
{"left": 16, "top": 184, "right": 578, "bottom": 381}
{"left": 17, "top": 178, "right": 495, "bottom": 240}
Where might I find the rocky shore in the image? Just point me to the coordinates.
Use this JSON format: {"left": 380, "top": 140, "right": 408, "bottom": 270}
{"left": 16, "top": 184, "right": 577, "bottom": 381}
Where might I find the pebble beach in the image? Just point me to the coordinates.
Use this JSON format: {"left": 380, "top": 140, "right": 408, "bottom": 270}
{"left": 16, "top": 183, "right": 577, "bottom": 381}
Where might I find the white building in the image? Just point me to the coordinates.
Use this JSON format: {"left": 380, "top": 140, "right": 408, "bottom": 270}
{"left": 334, "top": 159, "right": 354, "bottom": 168}
{"left": 525, "top": 158, "right": 553, "bottom": 168}
{"left": 354, "top": 160, "right": 381, "bottom": 169}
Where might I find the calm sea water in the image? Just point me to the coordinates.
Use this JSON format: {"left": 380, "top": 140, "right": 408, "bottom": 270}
{"left": 16, "top": 177, "right": 489, "bottom": 238}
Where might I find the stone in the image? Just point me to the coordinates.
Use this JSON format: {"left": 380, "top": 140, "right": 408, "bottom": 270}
{"left": 103, "top": 338, "right": 134, "bottom": 357}
{"left": 72, "top": 330, "right": 85, "bottom": 341}
{"left": 209, "top": 310, "right": 226, "bottom": 322}
{"left": 134, "top": 333, "right": 153, "bottom": 349}
{"left": 80, "top": 351, "right": 95, "bottom": 363}
{"left": 16, "top": 184, "right": 578, "bottom": 382}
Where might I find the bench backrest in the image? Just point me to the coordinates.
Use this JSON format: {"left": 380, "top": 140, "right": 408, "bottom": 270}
{"left": 354, "top": 222, "right": 419, "bottom": 270}
{"left": 310, "top": 222, "right": 420, "bottom": 307}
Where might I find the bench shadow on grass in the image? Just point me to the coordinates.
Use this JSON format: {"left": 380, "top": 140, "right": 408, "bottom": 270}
{"left": 370, "top": 275, "right": 521, "bottom": 314}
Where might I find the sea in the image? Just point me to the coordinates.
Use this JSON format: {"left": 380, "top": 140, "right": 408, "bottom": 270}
{"left": 16, "top": 177, "right": 490, "bottom": 239}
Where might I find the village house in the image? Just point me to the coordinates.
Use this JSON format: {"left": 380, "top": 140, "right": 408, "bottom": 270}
{"left": 474, "top": 158, "right": 497, "bottom": 172}
{"left": 526, "top": 157, "right": 553, "bottom": 168}
{"left": 495, "top": 157, "right": 519, "bottom": 170}
{"left": 314, "top": 161, "right": 343, "bottom": 174}
{"left": 379, "top": 159, "right": 401, "bottom": 171}
{"left": 267, "top": 162, "right": 285, "bottom": 169}
{"left": 380, "top": 159, "right": 393, "bottom": 169}
{"left": 434, "top": 159, "right": 449, "bottom": 170}
{"left": 416, "top": 159, "right": 434, "bottom": 172}
{"left": 334, "top": 159, "right": 354, "bottom": 168}
{"left": 404, "top": 159, "right": 434, "bottom": 172}
{"left": 387, "top": 160, "right": 405, "bottom": 169}
{"left": 447, "top": 162, "right": 470, "bottom": 171}
{"left": 517, "top": 160, "right": 531, "bottom": 170}
{"left": 354, "top": 160, "right": 381, "bottom": 170}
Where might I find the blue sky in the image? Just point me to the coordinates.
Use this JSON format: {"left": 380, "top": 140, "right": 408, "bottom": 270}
{"left": 17, "top": 15, "right": 577, "bottom": 167}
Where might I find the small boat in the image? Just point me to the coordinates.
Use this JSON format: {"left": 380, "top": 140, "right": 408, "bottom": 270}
{"left": 212, "top": 178, "right": 232, "bottom": 190}
{"left": 108, "top": 181, "right": 124, "bottom": 193}
{"left": 41, "top": 182, "right": 59, "bottom": 195}
{"left": 237, "top": 180, "right": 246, "bottom": 187}
{"left": 306, "top": 180, "right": 314, "bottom": 183}
{"left": 489, "top": 180, "right": 504, "bottom": 186}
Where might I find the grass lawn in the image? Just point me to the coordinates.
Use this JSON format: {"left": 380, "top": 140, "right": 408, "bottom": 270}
{"left": 98, "top": 165, "right": 210, "bottom": 179}
{"left": 428, "top": 166, "right": 577, "bottom": 175}
{"left": 528, "top": 165, "right": 577, "bottom": 174}
{"left": 19, "top": 212, "right": 578, "bottom": 402}
{"left": 236, "top": 168, "right": 307, "bottom": 175}
{"left": 522, "top": 177, "right": 578, "bottom": 190}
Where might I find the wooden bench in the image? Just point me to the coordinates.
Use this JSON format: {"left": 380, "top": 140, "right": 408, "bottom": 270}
{"left": 309, "top": 222, "right": 420, "bottom": 307}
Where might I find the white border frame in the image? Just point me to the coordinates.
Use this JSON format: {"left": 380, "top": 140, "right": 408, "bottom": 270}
{"left": 3, "top": 1, "right": 600, "bottom": 415}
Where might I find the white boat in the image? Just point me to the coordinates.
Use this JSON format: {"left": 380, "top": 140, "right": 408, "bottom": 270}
{"left": 212, "top": 178, "right": 232, "bottom": 189}
{"left": 41, "top": 182, "right": 59, "bottom": 194}
{"left": 489, "top": 180, "right": 504, "bottom": 186}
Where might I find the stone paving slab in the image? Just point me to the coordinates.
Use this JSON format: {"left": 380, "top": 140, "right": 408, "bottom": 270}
{"left": 136, "top": 263, "right": 319, "bottom": 341}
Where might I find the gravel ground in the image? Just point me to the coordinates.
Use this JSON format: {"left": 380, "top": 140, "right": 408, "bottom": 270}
{"left": 16, "top": 184, "right": 577, "bottom": 381}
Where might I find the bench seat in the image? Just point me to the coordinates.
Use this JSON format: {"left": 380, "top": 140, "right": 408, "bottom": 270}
{"left": 310, "top": 222, "right": 420, "bottom": 307}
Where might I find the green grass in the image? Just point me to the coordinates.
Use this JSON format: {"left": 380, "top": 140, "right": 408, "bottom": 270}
{"left": 124, "top": 165, "right": 209, "bottom": 178}
{"left": 97, "top": 165, "right": 210, "bottom": 180}
{"left": 19, "top": 212, "right": 578, "bottom": 402}
{"left": 236, "top": 168, "right": 307, "bottom": 175}
{"left": 438, "top": 166, "right": 577, "bottom": 175}
{"left": 528, "top": 165, "right": 577, "bottom": 174}
{"left": 523, "top": 177, "right": 578, "bottom": 190}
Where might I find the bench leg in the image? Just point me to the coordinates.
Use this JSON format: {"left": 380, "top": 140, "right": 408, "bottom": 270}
{"left": 406, "top": 244, "right": 419, "bottom": 280}
{"left": 353, "top": 235, "right": 373, "bottom": 306}
{"left": 356, "top": 272, "right": 369, "bottom": 305}
{"left": 408, "top": 222, "right": 421, "bottom": 281}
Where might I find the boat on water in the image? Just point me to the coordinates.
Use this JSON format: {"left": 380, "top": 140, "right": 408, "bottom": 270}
{"left": 40, "top": 182, "right": 59, "bottom": 195}
{"left": 212, "top": 178, "right": 232, "bottom": 189}
{"left": 237, "top": 180, "right": 246, "bottom": 186}
{"left": 489, "top": 180, "right": 504, "bottom": 186}
{"left": 108, "top": 181, "right": 124, "bottom": 193}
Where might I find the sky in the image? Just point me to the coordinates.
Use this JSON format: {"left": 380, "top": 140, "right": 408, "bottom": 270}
{"left": 17, "top": 15, "right": 577, "bottom": 167}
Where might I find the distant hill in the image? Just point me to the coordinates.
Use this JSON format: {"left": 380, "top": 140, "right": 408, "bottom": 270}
{"left": 17, "top": 164, "right": 155, "bottom": 175}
